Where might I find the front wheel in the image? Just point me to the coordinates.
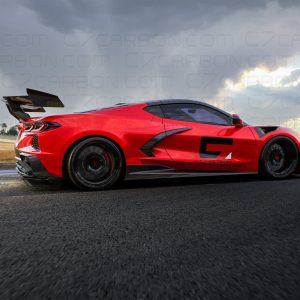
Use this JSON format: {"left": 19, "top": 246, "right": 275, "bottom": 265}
{"left": 66, "top": 137, "right": 124, "bottom": 190}
{"left": 260, "top": 137, "right": 299, "bottom": 179}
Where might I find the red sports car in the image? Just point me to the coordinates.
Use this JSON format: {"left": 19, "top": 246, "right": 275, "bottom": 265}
{"left": 3, "top": 89, "right": 300, "bottom": 190}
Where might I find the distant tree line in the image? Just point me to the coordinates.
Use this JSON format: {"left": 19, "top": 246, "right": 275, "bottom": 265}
{"left": 0, "top": 123, "right": 18, "bottom": 136}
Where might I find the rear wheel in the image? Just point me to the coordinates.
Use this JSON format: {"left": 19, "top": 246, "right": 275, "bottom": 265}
{"left": 260, "top": 137, "right": 299, "bottom": 179}
{"left": 66, "top": 137, "right": 124, "bottom": 190}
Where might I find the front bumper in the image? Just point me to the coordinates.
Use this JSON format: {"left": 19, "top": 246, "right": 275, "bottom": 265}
{"left": 16, "top": 153, "right": 54, "bottom": 180}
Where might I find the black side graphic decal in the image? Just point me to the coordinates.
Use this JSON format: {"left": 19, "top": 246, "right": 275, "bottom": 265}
{"left": 200, "top": 137, "right": 233, "bottom": 158}
{"left": 141, "top": 128, "right": 191, "bottom": 157}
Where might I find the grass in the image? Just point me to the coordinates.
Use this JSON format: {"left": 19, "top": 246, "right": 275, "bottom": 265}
{"left": 0, "top": 141, "right": 15, "bottom": 165}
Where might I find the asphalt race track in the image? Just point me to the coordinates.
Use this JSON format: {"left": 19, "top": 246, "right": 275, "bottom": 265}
{"left": 0, "top": 172, "right": 299, "bottom": 299}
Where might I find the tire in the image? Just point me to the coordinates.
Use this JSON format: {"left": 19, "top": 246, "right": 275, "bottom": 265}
{"left": 260, "top": 137, "right": 299, "bottom": 179}
{"left": 66, "top": 137, "right": 124, "bottom": 190}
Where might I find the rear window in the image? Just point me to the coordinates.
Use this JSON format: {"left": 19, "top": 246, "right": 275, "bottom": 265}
{"left": 144, "top": 106, "right": 164, "bottom": 118}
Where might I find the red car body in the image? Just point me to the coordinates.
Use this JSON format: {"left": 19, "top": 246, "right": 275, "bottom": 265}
{"left": 3, "top": 89, "right": 300, "bottom": 189}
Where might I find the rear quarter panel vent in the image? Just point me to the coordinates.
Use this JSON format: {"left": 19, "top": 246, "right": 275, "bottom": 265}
{"left": 32, "top": 135, "right": 40, "bottom": 150}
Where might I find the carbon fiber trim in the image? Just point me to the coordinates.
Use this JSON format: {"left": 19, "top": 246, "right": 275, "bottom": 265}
{"left": 126, "top": 165, "right": 171, "bottom": 175}
{"left": 255, "top": 126, "right": 278, "bottom": 138}
{"left": 3, "top": 88, "right": 64, "bottom": 121}
{"left": 141, "top": 128, "right": 191, "bottom": 157}
{"left": 16, "top": 153, "right": 50, "bottom": 179}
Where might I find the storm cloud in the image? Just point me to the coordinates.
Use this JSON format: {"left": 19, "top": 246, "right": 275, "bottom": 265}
{"left": 20, "top": 0, "right": 299, "bottom": 34}
{"left": 1, "top": 0, "right": 300, "bottom": 129}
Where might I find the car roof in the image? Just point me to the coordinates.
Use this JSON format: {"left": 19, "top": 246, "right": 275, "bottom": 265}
{"left": 80, "top": 99, "right": 232, "bottom": 118}
{"left": 80, "top": 99, "right": 202, "bottom": 113}
{"left": 146, "top": 99, "right": 232, "bottom": 117}
{"left": 147, "top": 99, "right": 207, "bottom": 106}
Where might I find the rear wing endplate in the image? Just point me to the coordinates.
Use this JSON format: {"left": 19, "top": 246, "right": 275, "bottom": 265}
{"left": 2, "top": 88, "right": 64, "bottom": 121}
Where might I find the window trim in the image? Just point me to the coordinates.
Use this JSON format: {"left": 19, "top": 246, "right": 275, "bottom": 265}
{"left": 159, "top": 102, "right": 233, "bottom": 126}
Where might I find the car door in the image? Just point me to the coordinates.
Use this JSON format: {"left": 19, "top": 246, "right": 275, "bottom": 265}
{"left": 160, "top": 102, "right": 257, "bottom": 173}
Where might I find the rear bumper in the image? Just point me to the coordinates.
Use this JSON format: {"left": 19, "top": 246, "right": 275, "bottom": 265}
{"left": 16, "top": 153, "right": 56, "bottom": 180}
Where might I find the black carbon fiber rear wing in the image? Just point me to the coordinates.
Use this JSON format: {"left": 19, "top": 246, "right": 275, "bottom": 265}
{"left": 2, "top": 88, "right": 64, "bottom": 121}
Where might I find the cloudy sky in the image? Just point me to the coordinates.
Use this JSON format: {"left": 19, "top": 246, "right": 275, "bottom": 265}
{"left": 1, "top": 0, "right": 300, "bottom": 131}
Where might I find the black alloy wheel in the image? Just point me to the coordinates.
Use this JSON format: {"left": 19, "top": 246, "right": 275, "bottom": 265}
{"left": 260, "top": 137, "right": 299, "bottom": 179}
{"left": 67, "top": 137, "right": 124, "bottom": 190}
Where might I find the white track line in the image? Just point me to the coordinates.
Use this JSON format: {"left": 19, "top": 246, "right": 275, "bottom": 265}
{"left": 0, "top": 170, "right": 18, "bottom": 176}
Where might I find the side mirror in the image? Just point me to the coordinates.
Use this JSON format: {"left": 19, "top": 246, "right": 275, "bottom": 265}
{"left": 232, "top": 114, "right": 244, "bottom": 127}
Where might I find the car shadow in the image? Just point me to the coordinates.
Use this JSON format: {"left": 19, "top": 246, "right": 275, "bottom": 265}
{"left": 53, "top": 173, "right": 299, "bottom": 192}
{"left": 117, "top": 174, "right": 274, "bottom": 190}
{"left": 12, "top": 173, "right": 299, "bottom": 195}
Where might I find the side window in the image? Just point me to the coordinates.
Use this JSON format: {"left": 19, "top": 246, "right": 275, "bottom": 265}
{"left": 144, "top": 106, "right": 164, "bottom": 118}
{"left": 161, "top": 104, "right": 232, "bottom": 125}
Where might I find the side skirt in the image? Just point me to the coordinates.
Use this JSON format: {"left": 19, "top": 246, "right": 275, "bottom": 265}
{"left": 125, "top": 165, "right": 257, "bottom": 180}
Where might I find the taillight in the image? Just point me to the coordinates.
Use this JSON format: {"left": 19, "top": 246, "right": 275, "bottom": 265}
{"left": 16, "top": 124, "right": 22, "bottom": 140}
{"left": 32, "top": 121, "right": 45, "bottom": 131}
{"left": 24, "top": 123, "right": 34, "bottom": 131}
{"left": 23, "top": 121, "right": 61, "bottom": 132}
